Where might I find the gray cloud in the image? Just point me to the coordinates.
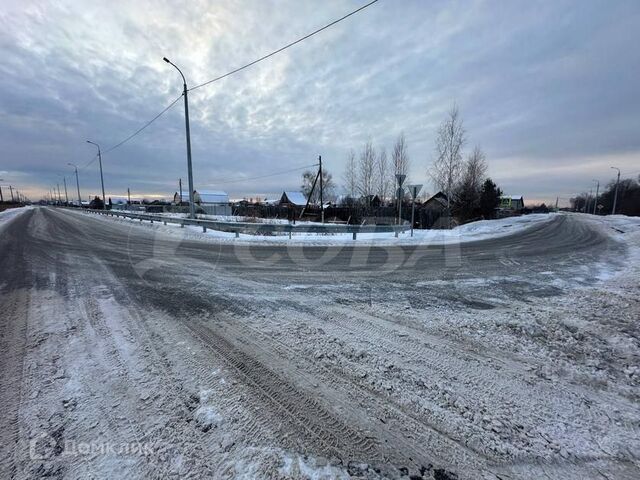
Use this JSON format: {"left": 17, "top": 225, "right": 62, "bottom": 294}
{"left": 1, "top": 0, "right": 639, "bottom": 205}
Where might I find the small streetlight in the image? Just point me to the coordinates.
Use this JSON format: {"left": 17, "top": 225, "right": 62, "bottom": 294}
{"left": 68, "top": 163, "right": 82, "bottom": 207}
{"left": 86, "top": 140, "right": 106, "bottom": 209}
{"left": 163, "top": 56, "right": 196, "bottom": 219}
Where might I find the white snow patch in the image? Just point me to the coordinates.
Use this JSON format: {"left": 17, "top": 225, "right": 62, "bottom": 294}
{"left": 194, "top": 389, "right": 224, "bottom": 430}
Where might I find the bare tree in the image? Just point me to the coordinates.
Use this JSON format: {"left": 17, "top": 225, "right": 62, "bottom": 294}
{"left": 302, "top": 169, "right": 335, "bottom": 203}
{"left": 376, "top": 147, "right": 392, "bottom": 201}
{"left": 454, "top": 146, "right": 487, "bottom": 221}
{"left": 392, "top": 132, "right": 410, "bottom": 179}
{"left": 343, "top": 149, "right": 357, "bottom": 198}
{"left": 430, "top": 104, "right": 466, "bottom": 223}
{"left": 357, "top": 140, "right": 377, "bottom": 199}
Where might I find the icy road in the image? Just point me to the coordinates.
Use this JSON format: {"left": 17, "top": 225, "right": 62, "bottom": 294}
{"left": 1, "top": 207, "right": 639, "bottom": 479}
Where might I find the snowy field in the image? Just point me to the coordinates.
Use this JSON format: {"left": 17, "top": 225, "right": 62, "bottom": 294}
{"left": 1, "top": 207, "right": 638, "bottom": 479}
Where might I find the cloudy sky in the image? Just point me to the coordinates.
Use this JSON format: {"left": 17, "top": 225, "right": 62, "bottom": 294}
{"left": 1, "top": 0, "right": 639, "bottom": 205}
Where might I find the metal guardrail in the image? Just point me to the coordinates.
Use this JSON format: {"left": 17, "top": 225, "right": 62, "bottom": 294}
{"left": 81, "top": 208, "right": 409, "bottom": 239}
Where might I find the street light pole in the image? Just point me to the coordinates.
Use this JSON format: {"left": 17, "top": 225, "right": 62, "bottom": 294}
{"left": 164, "top": 57, "right": 196, "bottom": 219}
{"left": 592, "top": 180, "right": 599, "bottom": 215}
{"left": 63, "top": 177, "right": 69, "bottom": 205}
{"left": 611, "top": 167, "right": 620, "bottom": 215}
{"left": 86, "top": 140, "right": 106, "bottom": 209}
{"left": 68, "top": 163, "right": 82, "bottom": 207}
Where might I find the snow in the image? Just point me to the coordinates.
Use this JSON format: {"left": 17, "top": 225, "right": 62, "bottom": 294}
{"left": 95, "top": 209, "right": 559, "bottom": 246}
{"left": 8, "top": 207, "right": 640, "bottom": 479}
{"left": 281, "top": 191, "right": 307, "bottom": 206}
{"left": 0, "top": 206, "right": 32, "bottom": 231}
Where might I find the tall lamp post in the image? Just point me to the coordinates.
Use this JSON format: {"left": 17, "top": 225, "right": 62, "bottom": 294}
{"left": 68, "top": 163, "right": 82, "bottom": 207}
{"left": 163, "top": 56, "right": 196, "bottom": 219}
{"left": 611, "top": 167, "right": 620, "bottom": 215}
{"left": 86, "top": 140, "right": 106, "bottom": 209}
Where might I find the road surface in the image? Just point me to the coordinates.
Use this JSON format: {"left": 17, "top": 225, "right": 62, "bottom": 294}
{"left": 1, "top": 207, "right": 638, "bottom": 479}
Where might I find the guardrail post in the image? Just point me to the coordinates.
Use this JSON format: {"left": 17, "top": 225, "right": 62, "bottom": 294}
{"left": 235, "top": 231, "right": 239, "bottom": 238}
{"left": 352, "top": 232, "right": 356, "bottom": 240}
{"left": 202, "top": 226, "right": 207, "bottom": 232}
{"left": 181, "top": 223, "right": 184, "bottom": 228}
{"left": 289, "top": 231, "right": 292, "bottom": 240}
{"left": 395, "top": 229, "right": 399, "bottom": 238}
{"left": 163, "top": 220, "right": 167, "bottom": 225}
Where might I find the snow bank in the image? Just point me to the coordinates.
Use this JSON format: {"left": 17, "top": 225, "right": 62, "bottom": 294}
{"left": 0, "top": 206, "right": 32, "bottom": 231}
{"left": 99, "top": 210, "right": 559, "bottom": 247}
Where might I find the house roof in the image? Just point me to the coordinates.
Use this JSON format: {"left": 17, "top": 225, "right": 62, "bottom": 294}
{"left": 280, "top": 191, "right": 307, "bottom": 206}
{"left": 424, "top": 191, "right": 448, "bottom": 208}
{"left": 195, "top": 190, "right": 229, "bottom": 203}
{"left": 504, "top": 195, "right": 523, "bottom": 201}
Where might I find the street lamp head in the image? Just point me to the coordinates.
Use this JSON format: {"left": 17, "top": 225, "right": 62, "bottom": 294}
{"left": 163, "top": 57, "right": 170, "bottom": 63}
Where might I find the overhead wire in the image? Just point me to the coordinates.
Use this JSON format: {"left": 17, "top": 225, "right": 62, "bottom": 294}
{"left": 78, "top": 94, "right": 183, "bottom": 172}
{"left": 189, "top": 0, "right": 379, "bottom": 91}
{"left": 76, "top": 1, "right": 379, "bottom": 179}
{"left": 208, "top": 163, "right": 317, "bottom": 185}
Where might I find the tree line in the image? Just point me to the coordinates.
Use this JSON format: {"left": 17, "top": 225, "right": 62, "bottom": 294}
{"left": 333, "top": 104, "right": 503, "bottom": 222}
{"left": 571, "top": 176, "right": 640, "bottom": 216}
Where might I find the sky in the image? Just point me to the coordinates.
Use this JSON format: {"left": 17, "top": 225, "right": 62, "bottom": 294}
{"left": 0, "top": 0, "right": 639, "bottom": 206}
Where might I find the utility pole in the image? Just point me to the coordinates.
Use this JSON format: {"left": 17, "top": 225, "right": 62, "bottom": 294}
{"left": 0, "top": 186, "right": 3, "bottom": 202}
{"left": 179, "top": 178, "right": 183, "bottom": 204}
{"left": 63, "top": 177, "right": 69, "bottom": 205}
{"left": 406, "top": 184, "right": 423, "bottom": 237}
{"left": 555, "top": 196, "right": 559, "bottom": 211}
{"left": 86, "top": 140, "right": 106, "bottom": 209}
{"left": 68, "top": 163, "right": 82, "bottom": 207}
{"left": 164, "top": 57, "right": 196, "bottom": 219}
{"left": 319, "top": 155, "right": 324, "bottom": 223}
{"left": 127, "top": 188, "right": 131, "bottom": 205}
{"left": 9, "top": 185, "right": 14, "bottom": 202}
{"left": 395, "top": 174, "right": 406, "bottom": 226}
{"left": 592, "top": 180, "right": 599, "bottom": 215}
{"left": 57, "top": 183, "right": 62, "bottom": 204}
{"left": 611, "top": 167, "right": 620, "bottom": 215}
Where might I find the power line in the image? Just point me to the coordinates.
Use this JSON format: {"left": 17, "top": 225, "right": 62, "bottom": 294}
{"left": 75, "top": 1, "right": 378, "bottom": 174}
{"left": 78, "top": 94, "right": 183, "bottom": 172}
{"left": 189, "top": 0, "right": 379, "bottom": 91}
{"left": 103, "top": 94, "right": 183, "bottom": 154}
{"left": 209, "top": 163, "right": 317, "bottom": 185}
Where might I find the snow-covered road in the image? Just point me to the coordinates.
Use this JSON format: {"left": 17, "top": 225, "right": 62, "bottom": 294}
{"left": 1, "top": 207, "right": 638, "bottom": 479}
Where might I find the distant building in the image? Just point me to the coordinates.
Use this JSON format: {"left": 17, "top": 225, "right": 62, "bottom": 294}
{"left": 500, "top": 195, "right": 524, "bottom": 210}
{"left": 193, "top": 190, "right": 231, "bottom": 216}
{"left": 421, "top": 191, "right": 450, "bottom": 229}
{"left": 360, "top": 194, "right": 381, "bottom": 207}
{"left": 279, "top": 191, "right": 307, "bottom": 207}
{"left": 193, "top": 190, "right": 229, "bottom": 205}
